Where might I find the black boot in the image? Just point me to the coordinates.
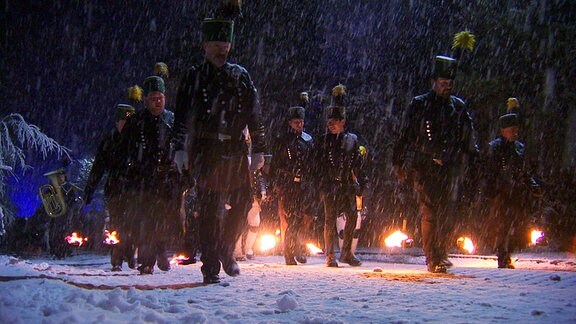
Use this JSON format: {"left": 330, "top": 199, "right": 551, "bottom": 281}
{"left": 339, "top": 252, "right": 362, "bottom": 267}
{"left": 138, "top": 265, "right": 154, "bottom": 275}
{"left": 326, "top": 254, "right": 338, "bottom": 267}
{"left": 340, "top": 229, "right": 362, "bottom": 266}
{"left": 220, "top": 255, "right": 240, "bottom": 276}
{"left": 427, "top": 262, "right": 447, "bottom": 273}
{"left": 295, "top": 244, "right": 308, "bottom": 264}
{"left": 203, "top": 274, "right": 221, "bottom": 284}
{"left": 284, "top": 255, "right": 297, "bottom": 266}
{"left": 156, "top": 246, "right": 171, "bottom": 272}
{"left": 497, "top": 251, "right": 514, "bottom": 269}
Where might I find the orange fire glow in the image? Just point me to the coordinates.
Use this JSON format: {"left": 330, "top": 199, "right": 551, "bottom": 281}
{"left": 170, "top": 254, "right": 189, "bottom": 265}
{"left": 531, "top": 230, "right": 544, "bottom": 245}
{"left": 456, "top": 236, "right": 475, "bottom": 254}
{"left": 103, "top": 230, "right": 120, "bottom": 245}
{"left": 306, "top": 243, "right": 324, "bottom": 255}
{"left": 259, "top": 234, "right": 277, "bottom": 252}
{"left": 384, "top": 230, "right": 409, "bottom": 248}
{"left": 65, "top": 232, "right": 88, "bottom": 246}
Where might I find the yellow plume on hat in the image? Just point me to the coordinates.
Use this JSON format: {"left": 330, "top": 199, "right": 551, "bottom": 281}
{"left": 332, "top": 84, "right": 347, "bottom": 97}
{"left": 154, "top": 62, "right": 169, "bottom": 79}
{"left": 507, "top": 97, "right": 520, "bottom": 111}
{"left": 452, "top": 30, "right": 476, "bottom": 52}
{"left": 299, "top": 92, "right": 309, "bottom": 103}
{"left": 359, "top": 145, "right": 367, "bottom": 156}
{"left": 128, "top": 85, "right": 143, "bottom": 102}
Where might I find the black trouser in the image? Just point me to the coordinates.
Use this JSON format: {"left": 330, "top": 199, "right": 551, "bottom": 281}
{"left": 197, "top": 187, "right": 251, "bottom": 277}
{"left": 412, "top": 163, "right": 460, "bottom": 265}
{"left": 107, "top": 194, "right": 134, "bottom": 267}
{"left": 487, "top": 193, "right": 530, "bottom": 261}
{"left": 127, "top": 189, "right": 179, "bottom": 267}
{"left": 181, "top": 215, "right": 200, "bottom": 259}
{"left": 280, "top": 183, "right": 306, "bottom": 259}
{"left": 321, "top": 185, "right": 357, "bottom": 258}
{"left": 49, "top": 213, "right": 73, "bottom": 259}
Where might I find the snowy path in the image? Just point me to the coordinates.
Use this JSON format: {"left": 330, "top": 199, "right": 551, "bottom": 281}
{"left": 0, "top": 252, "right": 575, "bottom": 323}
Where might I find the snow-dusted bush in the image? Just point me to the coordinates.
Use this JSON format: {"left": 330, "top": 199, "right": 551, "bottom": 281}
{"left": 0, "top": 113, "right": 69, "bottom": 232}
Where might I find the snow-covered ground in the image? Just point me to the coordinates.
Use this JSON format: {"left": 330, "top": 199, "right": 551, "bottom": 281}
{"left": 0, "top": 250, "right": 574, "bottom": 323}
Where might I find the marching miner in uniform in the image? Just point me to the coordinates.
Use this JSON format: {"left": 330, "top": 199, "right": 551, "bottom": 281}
{"left": 315, "top": 84, "right": 368, "bottom": 268}
{"left": 171, "top": 2, "right": 267, "bottom": 284}
{"left": 392, "top": 55, "right": 478, "bottom": 273}
{"left": 269, "top": 104, "right": 314, "bottom": 265}
{"left": 484, "top": 113, "right": 542, "bottom": 269}
{"left": 84, "top": 104, "right": 136, "bottom": 271}
{"left": 336, "top": 145, "right": 368, "bottom": 255}
{"left": 120, "top": 75, "right": 180, "bottom": 275}
{"left": 234, "top": 128, "right": 266, "bottom": 262}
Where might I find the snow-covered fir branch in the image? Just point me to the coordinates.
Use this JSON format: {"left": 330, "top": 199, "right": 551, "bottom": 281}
{"left": 1, "top": 113, "right": 70, "bottom": 172}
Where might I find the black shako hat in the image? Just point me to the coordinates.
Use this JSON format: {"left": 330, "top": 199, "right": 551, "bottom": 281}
{"left": 115, "top": 104, "right": 136, "bottom": 122}
{"left": 432, "top": 55, "right": 457, "bottom": 79}
{"left": 287, "top": 106, "right": 305, "bottom": 120}
{"left": 326, "top": 84, "right": 347, "bottom": 120}
{"left": 142, "top": 76, "right": 165, "bottom": 96}
{"left": 499, "top": 113, "right": 520, "bottom": 129}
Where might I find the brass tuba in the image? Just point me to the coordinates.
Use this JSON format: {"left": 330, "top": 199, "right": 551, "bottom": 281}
{"left": 39, "top": 169, "right": 68, "bottom": 217}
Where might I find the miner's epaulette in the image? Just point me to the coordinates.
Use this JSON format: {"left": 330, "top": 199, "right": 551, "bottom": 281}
{"left": 413, "top": 94, "right": 427, "bottom": 102}
{"left": 161, "top": 110, "right": 175, "bottom": 127}
{"left": 451, "top": 96, "right": 466, "bottom": 109}
{"left": 301, "top": 131, "right": 312, "bottom": 142}
{"left": 515, "top": 141, "right": 526, "bottom": 154}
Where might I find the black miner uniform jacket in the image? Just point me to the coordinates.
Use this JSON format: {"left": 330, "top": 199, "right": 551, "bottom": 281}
{"left": 172, "top": 61, "right": 266, "bottom": 190}
{"left": 315, "top": 131, "right": 368, "bottom": 198}
{"left": 122, "top": 108, "right": 177, "bottom": 192}
{"left": 485, "top": 137, "right": 541, "bottom": 201}
{"left": 392, "top": 91, "right": 477, "bottom": 174}
{"left": 270, "top": 130, "right": 314, "bottom": 192}
{"left": 84, "top": 129, "right": 128, "bottom": 201}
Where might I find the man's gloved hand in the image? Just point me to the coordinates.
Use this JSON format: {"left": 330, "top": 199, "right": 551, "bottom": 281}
{"left": 173, "top": 150, "right": 189, "bottom": 174}
{"left": 250, "top": 152, "right": 265, "bottom": 172}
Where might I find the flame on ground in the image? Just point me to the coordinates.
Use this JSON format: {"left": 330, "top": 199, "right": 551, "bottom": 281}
{"left": 456, "top": 236, "right": 475, "bottom": 254}
{"left": 384, "top": 230, "right": 409, "bottom": 248}
{"left": 103, "top": 230, "right": 120, "bottom": 245}
{"left": 259, "top": 234, "right": 277, "bottom": 252}
{"left": 306, "top": 243, "right": 323, "bottom": 255}
{"left": 531, "top": 229, "right": 544, "bottom": 245}
{"left": 170, "top": 254, "right": 189, "bottom": 265}
{"left": 65, "top": 232, "right": 88, "bottom": 246}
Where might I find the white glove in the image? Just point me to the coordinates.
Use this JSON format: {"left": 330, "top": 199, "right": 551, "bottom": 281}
{"left": 173, "top": 150, "right": 189, "bottom": 174}
{"left": 250, "top": 152, "right": 264, "bottom": 172}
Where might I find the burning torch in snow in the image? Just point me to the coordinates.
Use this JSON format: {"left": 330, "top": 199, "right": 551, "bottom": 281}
{"left": 65, "top": 232, "right": 88, "bottom": 246}
{"left": 456, "top": 236, "right": 475, "bottom": 254}
{"left": 103, "top": 230, "right": 120, "bottom": 245}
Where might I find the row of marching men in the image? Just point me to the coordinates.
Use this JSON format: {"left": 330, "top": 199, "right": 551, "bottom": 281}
{"left": 81, "top": 3, "right": 542, "bottom": 282}
{"left": 80, "top": 1, "right": 371, "bottom": 282}
{"left": 82, "top": 65, "right": 368, "bottom": 280}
